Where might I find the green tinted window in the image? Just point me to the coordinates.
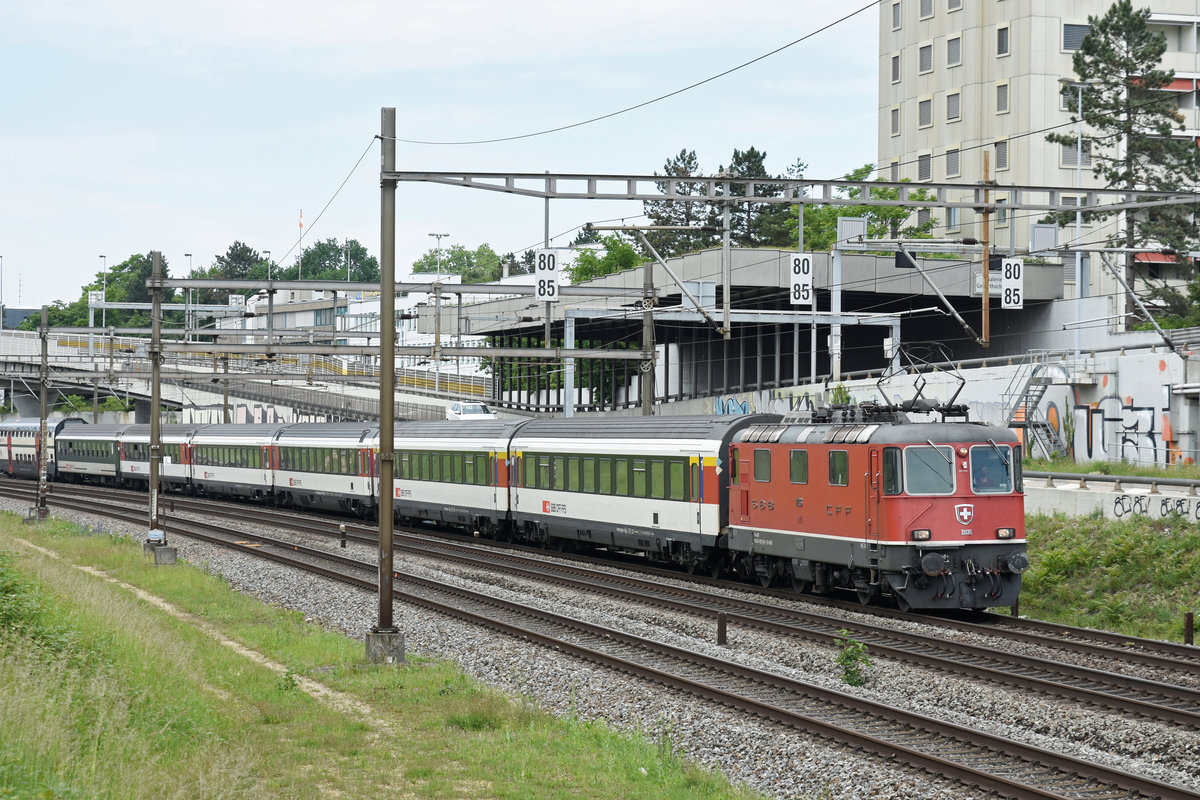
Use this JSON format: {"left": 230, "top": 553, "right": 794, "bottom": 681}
{"left": 582, "top": 457, "right": 596, "bottom": 493}
{"left": 828, "top": 450, "right": 849, "bottom": 486}
{"left": 599, "top": 458, "right": 612, "bottom": 494}
{"left": 650, "top": 460, "right": 666, "bottom": 499}
{"left": 753, "top": 449, "right": 771, "bottom": 482}
{"left": 789, "top": 450, "right": 808, "bottom": 484}
{"left": 669, "top": 460, "right": 685, "bottom": 501}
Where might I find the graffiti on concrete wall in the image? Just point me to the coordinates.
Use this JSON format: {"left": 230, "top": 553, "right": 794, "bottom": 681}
{"left": 1112, "top": 493, "right": 1200, "bottom": 521}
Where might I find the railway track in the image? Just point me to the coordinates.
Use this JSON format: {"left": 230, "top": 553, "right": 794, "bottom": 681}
{"left": 5, "top": 481, "right": 1200, "bottom": 799}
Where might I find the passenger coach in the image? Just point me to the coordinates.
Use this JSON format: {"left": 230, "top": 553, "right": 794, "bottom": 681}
{"left": 508, "top": 415, "right": 778, "bottom": 573}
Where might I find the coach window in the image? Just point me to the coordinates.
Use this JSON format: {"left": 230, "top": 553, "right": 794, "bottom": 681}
{"left": 478, "top": 454, "right": 490, "bottom": 485}
{"left": 632, "top": 459, "right": 648, "bottom": 497}
{"left": 553, "top": 455, "right": 566, "bottom": 490}
{"left": 789, "top": 449, "right": 808, "bottom": 484}
{"left": 582, "top": 457, "right": 596, "bottom": 493}
{"left": 669, "top": 460, "right": 685, "bottom": 501}
{"left": 567, "top": 457, "right": 581, "bottom": 491}
{"left": 904, "top": 445, "right": 955, "bottom": 494}
{"left": 828, "top": 450, "right": 850, "bottom": 486}
{"left": 420, "top": 452, "right": 433, "bottom": 481}
{"left": 882, "top": 447, "right": 903, "bottom": 494}
{"left": 599, "top": 457, "right": 613, "bottom": 495}
{"left": 650, "top": 459, "right": 666, "bottom": 499}
{"left": 537, "top": 455, "right": 551, "bottom": 489}
{"left": 616, "top": 458, "right": 630, "bottom": 496}
{"left": 753, "top": 449, "right": 771, "bottom": 482}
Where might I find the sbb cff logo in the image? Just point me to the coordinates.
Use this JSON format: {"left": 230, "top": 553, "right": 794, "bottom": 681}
{"left": 543, "top": 501, "right": 551, "bottom": 512}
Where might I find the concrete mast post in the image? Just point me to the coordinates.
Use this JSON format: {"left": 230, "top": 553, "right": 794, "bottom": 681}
{"left": 26, "top": 307, "right": 50, "bottom": 523}
{"left": 147, "top": 251, "right": 175, "bottom": 564}
{"left": 367, "top": 106, "right": 404, "bottom": 665}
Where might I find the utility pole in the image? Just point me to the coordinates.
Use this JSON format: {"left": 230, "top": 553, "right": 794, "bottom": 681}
{"left": 34, "top": 307, "right": 49, "bottom": 520}
{"left": 981, "top": 151, "right": 992, "bottom": 348}
{"left": 368, "top": 106, "right": 403, "bottom": 664}
{"left": 641, "top": 256, "right": 654, "bottom": 414}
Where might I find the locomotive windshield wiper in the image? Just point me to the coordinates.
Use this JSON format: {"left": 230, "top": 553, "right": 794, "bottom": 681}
{"left": 926, "top": 440, "right": 952, "bottom": 464}
{"left": 986, "top": 439, "right": 1009, "bottom": 466}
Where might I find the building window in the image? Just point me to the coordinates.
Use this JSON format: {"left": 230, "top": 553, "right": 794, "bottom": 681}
{"left": 918, "top": 98, "right": 932, "bottom": 127}
{"left": 919, "top": 43, "right": 933, "bottom": 72}
{"left": 891, "top": 106, "right": 901, "bottom": 135}
{"left": 890, "top": 161, "right": 900, "bottom": 181}
{"left": 918, "top": 153, "right": 932, "bottom": 180}
{"left": 947, "top": 36, "right": 961, "bottom": 66}
{"left": 996, "top": 196, "right": 1009, "bottom": 226}
{"left": 997, "top": 26, "right": 1010, "bottom": 56}
{"left": 995, "top": 140, "right": 1009, "bottom": 170}
{"left": 997, "top": 82, "right": 1009, "bottom": 113}
{"left": 892, "top": 53, "right": 901, "bottom": 82}
{"left": 948, "top": 0, "right": 961, "bottom": 9}
{"left": 917, "top": 208, "right": 931, "bottom": 228}
{"left": 1061, "top": 141, "right": 1093, "bottom": 167}
{"left": 945, "top": 147, "right": 960, "bottom": 176}
{"left": 1064, "top": 23, "right": 1089, "bottom": 51}
{"left": 920, "top": 0, "right": 933, "bottom": 18}
{"left": 892, "top": 1, "right": 901, "bottom": 29}
{"left": 946, "top": 206, "right": 960, "bottom": 230}
{"left": 947, "top": 92, "right": 960, "bottom": 121}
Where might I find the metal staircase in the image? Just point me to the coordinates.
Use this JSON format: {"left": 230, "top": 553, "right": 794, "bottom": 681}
{"left": 1002, "top": 351, "right": 1068, "bottom": 459}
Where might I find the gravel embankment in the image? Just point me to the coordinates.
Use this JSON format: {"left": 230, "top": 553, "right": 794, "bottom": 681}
{"left": 9, "top": 498, "right": 1199, "bottom": 800}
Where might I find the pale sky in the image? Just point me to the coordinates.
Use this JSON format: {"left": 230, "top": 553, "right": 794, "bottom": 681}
{"left": 0, "top": 0, "right": 878, "bottom": 309}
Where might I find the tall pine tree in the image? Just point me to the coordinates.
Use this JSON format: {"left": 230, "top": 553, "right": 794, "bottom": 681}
{"left": 1045, "top": 0, "right": 1200, "bottom": 319}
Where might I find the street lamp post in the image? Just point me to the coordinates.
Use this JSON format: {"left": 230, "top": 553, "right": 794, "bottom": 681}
{"left": 185, "top": 253, "right": 192, "bottom": 343}
{"left": 428, "top": 233, "right": 449, "bottom": 395}
{"left": 1060, "top": 79, "right": 1091, "bottom": 365}
{"left": 428, "top": 232, "right": 449, "bottom": 280}
{"left": 99, "top": 255, "right": 106, "bottom": 329}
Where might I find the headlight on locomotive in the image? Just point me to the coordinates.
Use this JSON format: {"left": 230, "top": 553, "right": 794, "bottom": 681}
{"left": 910, "top": 529, "right": 931, "bottom": 541}
{"left": 995, "top": 527, "right": 1016, "bottom": 539}
{"left": 1001, "top": 552, "right": 1030, "bottom": 574}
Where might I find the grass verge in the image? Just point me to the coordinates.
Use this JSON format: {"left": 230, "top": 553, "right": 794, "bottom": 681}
{"left": 0, "top": 514, "right": 762, "bottom": 800}
{"left": 1021, "top": 511, "right": 1200, "bottom": 642}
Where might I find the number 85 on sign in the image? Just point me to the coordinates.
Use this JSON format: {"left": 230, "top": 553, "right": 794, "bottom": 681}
{"left": 789, "top": 253, "right": 814, "bottom": 306}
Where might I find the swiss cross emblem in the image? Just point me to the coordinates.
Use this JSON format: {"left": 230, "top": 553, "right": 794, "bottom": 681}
{"left": 543, "top": 501, "right": 551, "bottom": 512}
{"left": 955, "top": 504, "right": 974, "bottom": 524}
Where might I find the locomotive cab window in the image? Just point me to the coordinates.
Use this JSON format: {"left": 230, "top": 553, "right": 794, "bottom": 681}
{"left": 904, "top": 445, "right": 955, "bottom": 494}
{"left": 828, "top": 450, "right": 849, "bottom": 486}
{"left": 789, "top": 449, "right": 808, "bottom": 484}
{"left": 753, "top": 449, "right": 771, "bottom": 482}
{"left": 882, "top": 447, "right": 903, "bottom": 494}
{"left": 970, "top": 444, "right": 1013, "bottom": 494}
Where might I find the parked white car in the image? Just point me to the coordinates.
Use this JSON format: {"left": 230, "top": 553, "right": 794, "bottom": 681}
{"left": 446, "top": 401, "right": 497, "bottom": 420}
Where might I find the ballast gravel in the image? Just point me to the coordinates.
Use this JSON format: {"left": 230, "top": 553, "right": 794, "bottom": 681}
{"left": 10, "top": 498, "right": 1199, "bottom": 800}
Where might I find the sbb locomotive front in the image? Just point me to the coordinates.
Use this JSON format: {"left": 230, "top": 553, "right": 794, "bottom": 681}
{"left": 726, "top": 405, "right": 1029, "bottom": 611}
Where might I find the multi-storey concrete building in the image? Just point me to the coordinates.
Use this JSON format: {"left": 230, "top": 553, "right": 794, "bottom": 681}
{"left": 877, "top": 0, "right": 1200, "bottom": 303}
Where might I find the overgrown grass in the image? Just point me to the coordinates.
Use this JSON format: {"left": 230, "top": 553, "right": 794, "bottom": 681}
{"left": 1021, "top": 512, "right": 1200, "bottom": 642}
{"left": 1025, "top": 457, "right": 1200, "bottom": 480}
{"left": 0, "top": 516, "right": 764, "bottom": 800}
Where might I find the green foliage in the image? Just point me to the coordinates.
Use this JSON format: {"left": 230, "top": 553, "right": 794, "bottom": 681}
{"left": 795, "top": 164, "right": 936, "bottom": 252}
{"left": 1045, "top": 0, "right": 1200, "bottom": 322}
{"left": 566, "top": 235, "right": 643, "bottom": 284}
{"left": 828, "top": 384, "right": 852, "bottom": 405}
{"left": 1022, "top": 512, "right": 1200, "bottom": 641}
{"left": 411, "top": 242, "right": 502, "bottom": 283}
{"left": 20, "top": 252, "right": 181, "bottom": 332}
{"left": 834, "top": 630, "right": 872, "bottom": 687}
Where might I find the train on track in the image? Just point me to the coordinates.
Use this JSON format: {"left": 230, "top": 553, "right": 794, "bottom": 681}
{"left": 1, "top": 402, "right": 1029, "bottom": 612}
